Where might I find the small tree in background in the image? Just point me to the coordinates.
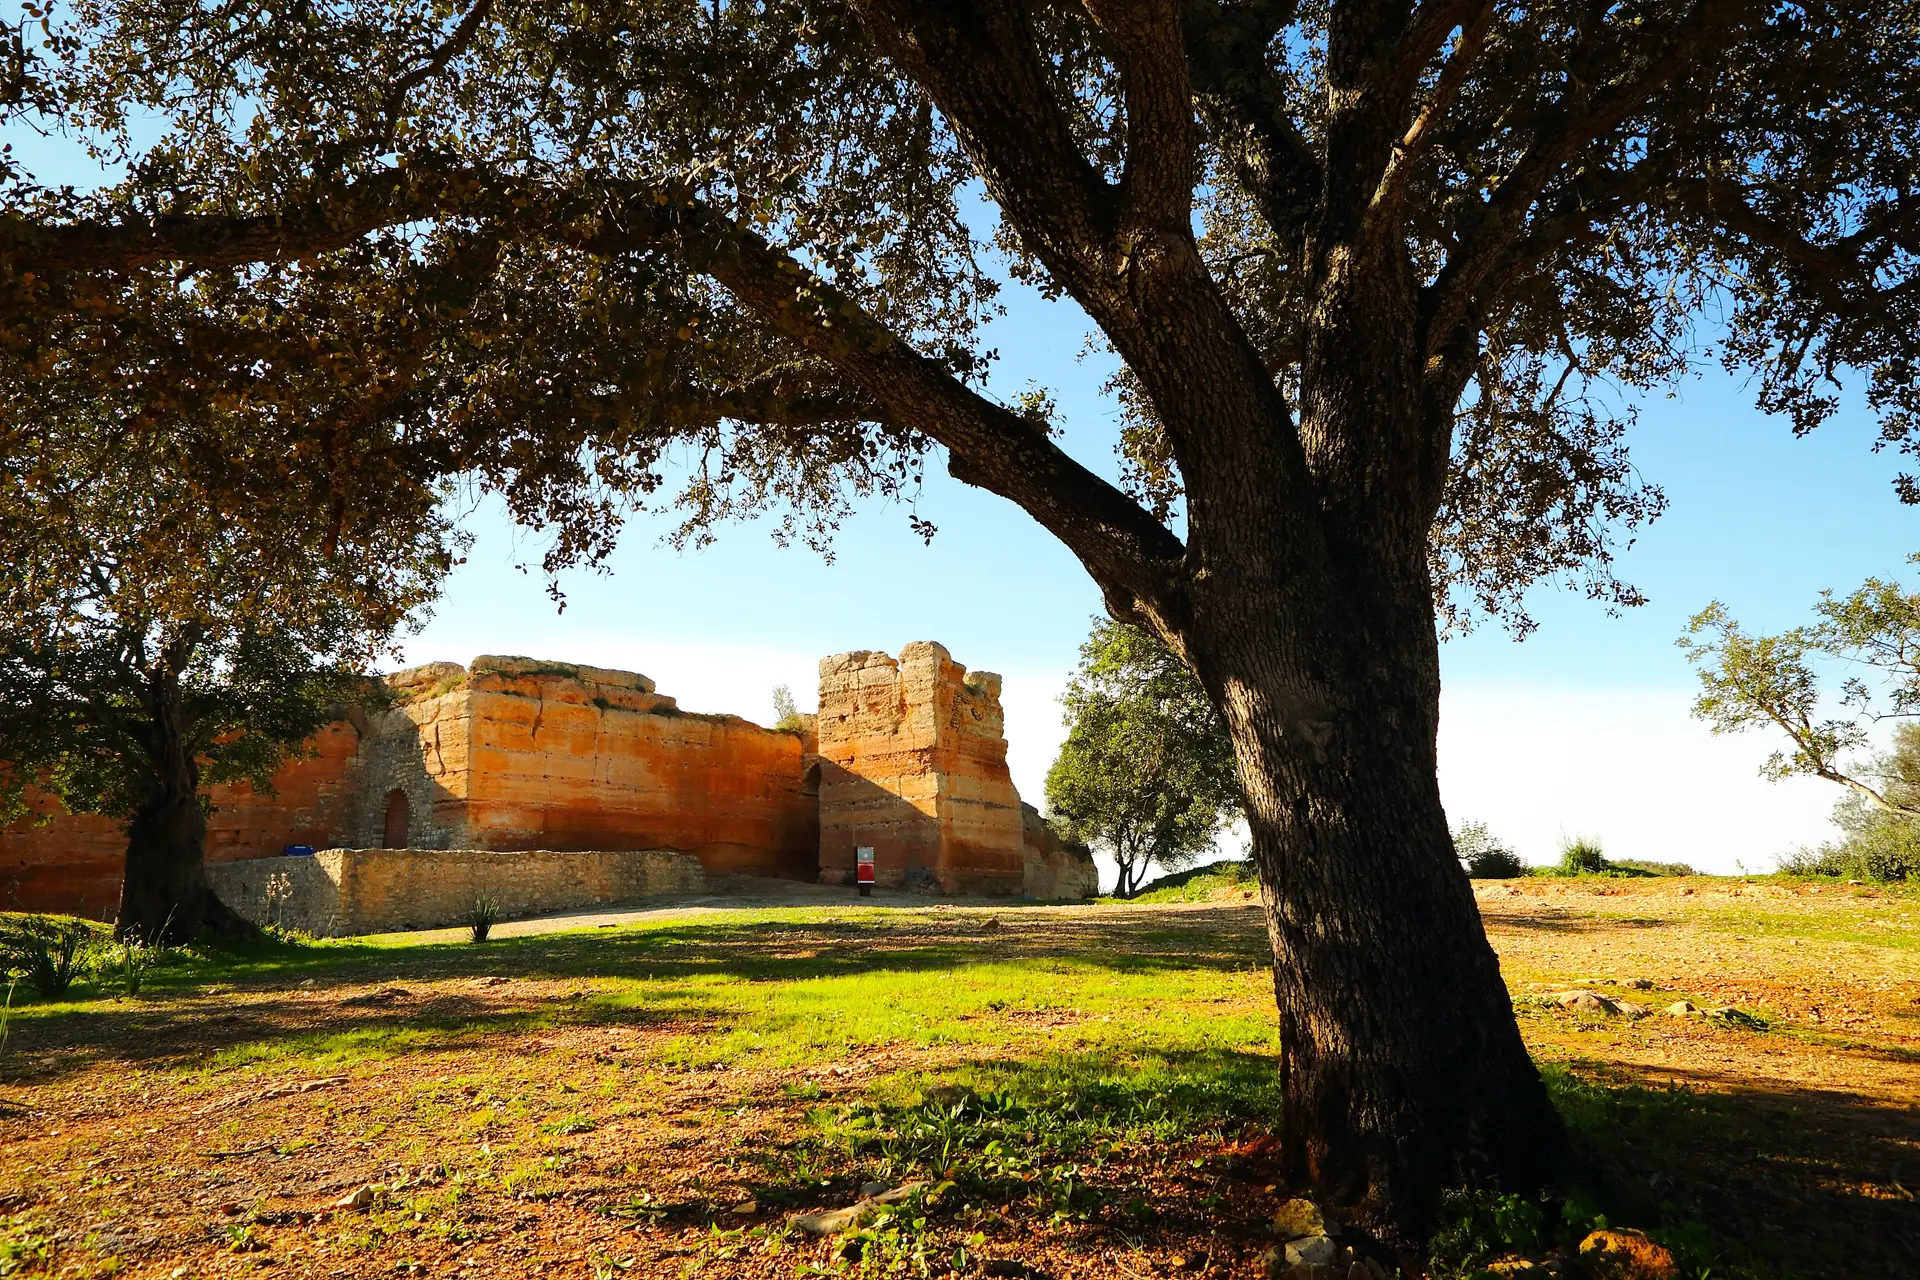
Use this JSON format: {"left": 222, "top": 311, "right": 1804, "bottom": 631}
{"left": 1453, "top": 823, "right": 1526, "bottom": 879}
{"left": 0, "top": 293, "right": 459, "bottom": 942}
{"left": 1045, "top": 619, "right": 1241, "bottom": 897}
{"left": 771, "top": 684, "right": 804, "bottom": 733}
{"left": 1684, "top": 572, "right": 1920, "bottom": 881}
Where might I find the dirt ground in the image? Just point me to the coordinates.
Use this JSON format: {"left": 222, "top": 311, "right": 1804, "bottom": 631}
{"left": 0, "top": 878, "right": 1913, "bottom": 1279}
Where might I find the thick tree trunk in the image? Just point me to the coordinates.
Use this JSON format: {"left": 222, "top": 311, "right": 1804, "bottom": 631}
{"left": 117, "top": 781, "right": 216, "bottom": 944}
{"left": 1189, "top": 538, "right": 1574, "bottom": 1244}
{"left": 115, "top": 672, "right": 240, "bottom": 944}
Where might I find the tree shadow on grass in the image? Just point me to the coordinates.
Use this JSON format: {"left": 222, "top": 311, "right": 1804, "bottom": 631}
{"left": 0, "top": 907, "right": 1276, "bottom": 1086}
{"left": 1547, "top": 1061, "right": 1920, "bottom": 1280}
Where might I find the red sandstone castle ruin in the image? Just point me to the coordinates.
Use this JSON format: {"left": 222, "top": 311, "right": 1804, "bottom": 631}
{"left": 1, "top": 641, "right": 1095, "bottom": 921}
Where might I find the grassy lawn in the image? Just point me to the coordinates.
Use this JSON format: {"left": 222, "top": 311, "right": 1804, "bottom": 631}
{"left": 0, "top": 884, "right": 1914, "bottom": 1279}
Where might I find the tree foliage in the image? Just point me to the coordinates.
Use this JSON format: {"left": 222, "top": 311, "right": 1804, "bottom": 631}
{"left": 5, "top": 0, "right": 1919, "bottom": 1237}
{"left": 0, "top": 293, "right": 458, "bottom": 937}
{"left": 2, "top": 0, "right": 1910, "bottom": 623}
{"left": 1682, "top": 568, "right": 1920, "bottom": 818}
{"left": 1045, "top": 618, "right": 1240, "bottom": 897}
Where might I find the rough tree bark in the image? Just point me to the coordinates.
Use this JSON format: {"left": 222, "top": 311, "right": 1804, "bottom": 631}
{"left": 115, "top": 672, "right": 235, "bottom": 944}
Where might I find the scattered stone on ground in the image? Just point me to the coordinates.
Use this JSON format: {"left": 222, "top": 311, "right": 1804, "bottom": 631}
{"left": 1578, "top": 1228, "right": 1680, "bottom": 1280}
{"left": 789, "top": 1180, "right": 930, "bottom": 1236}
{"left": 1271, "top": 1198, "right": 1326, "bottom": 1239}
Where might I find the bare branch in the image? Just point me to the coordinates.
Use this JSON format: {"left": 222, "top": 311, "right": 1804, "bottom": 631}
{"left": 382, "top": 0, "right": 493, "bottom": 126}
{"left": 1361, "top": 0, "right": 1492, "bottom": 249}
{"left": 851, "top": 0, "right": 1119, "bottom": 285}
{"left": 1181, "top": 0, "right": 1320, "bottom": 240}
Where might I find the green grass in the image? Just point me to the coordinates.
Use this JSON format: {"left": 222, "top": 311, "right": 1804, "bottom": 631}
{"left": 2, "top": 898, "right": 1900, "bottom": 1278}
{"left": 1125, "top": 860, "right": 1259, "bottom": 903}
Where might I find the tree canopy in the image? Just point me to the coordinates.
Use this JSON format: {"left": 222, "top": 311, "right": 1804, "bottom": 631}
{"left": 1045, "top": 617, "right": 1241, "bottom": 896}
{"left": 6, "top": 0, "right": 1913, "bottom": 624}
{"left": 1682, "top": 570, "right": 1920, "bottom": 820}
{"left": 0, "top": 279, "right": 459, "bottom": 939}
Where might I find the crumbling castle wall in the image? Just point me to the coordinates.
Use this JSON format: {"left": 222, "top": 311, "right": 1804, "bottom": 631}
{"left": 4, "top": 642, "right": 1090, "bottom": 918}
{"left": 352, "top": 657, "right": 818, "bottom": 880}
{"left": 814, "top": 641, "right": 1027, "bottom": 894}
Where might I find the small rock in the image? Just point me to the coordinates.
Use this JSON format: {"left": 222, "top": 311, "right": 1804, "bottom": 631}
{"left": 787, "top": 1180, "right": 928, "bottom": 1236}
{"left": 1614, "top": 1000, "right": 1649, "bottom": 1019}
{"left": 727, "top": 1198, "right": 758, "bottom": 1215}
{"left": 333, "top": 1184, "right": 377, "bottom": 1212}
{"left": 1554, "top": 990, "right": 1622, "bottom": 1016}
{"left": 1578, "top": 1228, "right": 1678, "bottom": 1280}
{"left": 1621, "top": 978, "right": 1654, "bottom": 990}
{"left": 1272, "top": 1198, "right": 1326, "bottom": 1240}
{"left": 858, "top": 1181, "right": 888, "bottom": 1198}
{"left": 1486, "top": 1259, "right": 1554, "bottom": 1279}
{"left": 1284, "top": 1235, "right": 1339, "bottom": 1267}
{"left": 1663, "top": 1001, "right": 1698, "bottom": 1017}
{"left": 980, "top": 917, "right": 1002, "bottom": 931}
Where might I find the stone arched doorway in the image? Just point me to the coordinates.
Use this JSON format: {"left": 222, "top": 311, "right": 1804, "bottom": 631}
{"left": 382, "top": 789, "right": 410, "bottom": 849}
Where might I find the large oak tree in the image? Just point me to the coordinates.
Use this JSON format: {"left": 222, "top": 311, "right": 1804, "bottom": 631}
{"left": 2, "top": 0, "right": 1917, "bottom": 1238}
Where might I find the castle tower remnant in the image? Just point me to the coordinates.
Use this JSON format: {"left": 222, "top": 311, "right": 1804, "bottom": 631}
{"left": 814, "top": 642, "right": 1025, "bottom": 894}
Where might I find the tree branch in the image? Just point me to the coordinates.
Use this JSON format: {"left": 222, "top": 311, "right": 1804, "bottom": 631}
{"left": 382, "top": 0, "right": 493, "bottom": 126}
{"left": 1420, "top": 0, "right": 1752, "bottom": 364}
{"left": 1, "top": 167, "right": 1192, "bottom": 619}
{"left": 1083, "top": 0, "right": 1195, "bottom": 238}
{"left": 1361, "top": 0, "right": 1492, "bottom": 251}
{"left": 851, "top": 0, "right": 1119, "bottom": 287}
{"left": 1181, "top": 0, "right": 1320, "bottom": 242}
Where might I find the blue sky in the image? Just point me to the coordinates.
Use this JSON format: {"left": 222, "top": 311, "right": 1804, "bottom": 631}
{"left": 399, "top": 272, "right": 1916, "bottom": 879}
{"left": 13, "top": 117, "right": 1914, "bottom": 881}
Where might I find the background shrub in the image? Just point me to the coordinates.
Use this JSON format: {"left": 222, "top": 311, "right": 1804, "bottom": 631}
{"left": 1557, "top": 837, "right": 1612, "bottom": 876}
{"left": 1454, "top": 822, "right": 1528, "bottom": 878}
{"left": 0, "top": 914, "right": 98, "bottom": 998}
{"left": 1611, "top": 858, "right": 1697, "bottom": 877}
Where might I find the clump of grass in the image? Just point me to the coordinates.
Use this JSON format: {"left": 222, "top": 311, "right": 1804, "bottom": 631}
{"left": 1557, "top": 837, "right": 1611, "bottom": 876}
{"left": 468, "top": 894, "right": 501, "bottom": 944}
{"left": 0, "top": 914, "right": 96, "bottom": 998}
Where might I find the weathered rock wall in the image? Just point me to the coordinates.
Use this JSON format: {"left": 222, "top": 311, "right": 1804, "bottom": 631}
{"left": 1021, "top": 803, "right": 1099, "bottom": 899}
{"left": 355, "top": 658, "right": 818, "bottom": 880}
{"left": 815, "top": 642, "right": 1025, "bottom": 894}
{"left": 0, "top": 722, "right": 366, "bottom": 918}
{"left": 207, "top": 845, "right": 706, "bottom": 935}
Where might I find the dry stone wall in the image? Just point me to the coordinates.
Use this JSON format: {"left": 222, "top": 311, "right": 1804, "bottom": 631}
{"left": 207, "top": 846, "right": 706, "bottom": 936}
